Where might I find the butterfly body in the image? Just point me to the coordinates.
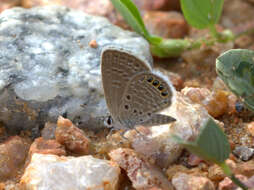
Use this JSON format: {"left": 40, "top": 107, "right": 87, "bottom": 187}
{"left": 101, "top": 47, "right": 176, "bottom": 130}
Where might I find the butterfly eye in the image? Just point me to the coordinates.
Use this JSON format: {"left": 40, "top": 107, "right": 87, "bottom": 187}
{"left": 106, "top": 116, "right": 113, "bottom": 126}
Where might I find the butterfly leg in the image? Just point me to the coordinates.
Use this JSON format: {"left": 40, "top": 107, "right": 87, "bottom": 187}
{"left": 107, "top": 127, "right": 117, "bottom": 136}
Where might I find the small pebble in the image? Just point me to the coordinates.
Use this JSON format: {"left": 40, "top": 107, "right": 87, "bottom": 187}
{"left": 182, "top": 87, "right": 228, "bottom": 117}
{"left": 55, "top": 116, "right": 90, "bottom": 155}
{"left": 172, "top": 173, "right": 215, "bottom": 190}
{"left": 89, "top": 39, "right": 98, "bottom": 48}
{"left": 235, "top": 160, "right": 254, "bottom": 177}
{"left": 233, "top": 146, "right": 254, "bottom": 161}
{"left": 235, "top": 101, "right": 245, "bottom": 113}
{"left": 218, "top": 175, "right": 247, "bottom": 190}
{"left": 247, "top": 122, "right": 254, "bottom": 137}
{"left": 28, "top": 137, "right": 66, "bottom": 159}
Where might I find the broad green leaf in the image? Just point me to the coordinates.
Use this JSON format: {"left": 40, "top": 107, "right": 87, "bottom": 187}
{"left": 180, "top": 0, "right": 224, "bottom": 29}
{"left": 110, "top": 0, "right": 150, "bottom": 40}
{"left": 173, "top": 118, "right": 230, "bottom": 164}
{"left": 216, "top": 49, "right": 254, "bottom": 112}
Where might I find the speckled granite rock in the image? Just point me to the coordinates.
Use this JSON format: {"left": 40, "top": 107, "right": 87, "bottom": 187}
{"left": 20, "top": 153, "right": 120, "bottom": 190}
{"left": 0, "top": 6, "right": 151, "bottom": 133}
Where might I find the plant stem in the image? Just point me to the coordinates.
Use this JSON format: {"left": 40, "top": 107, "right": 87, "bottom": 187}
{"left": 220, "top": 162, "right": 249, "bottom": 190}
{"left": 150, "top": 23, "right": 254, "bottom": 57}
{"left": 209, "top": 25, "right": 219, "bottom": 38}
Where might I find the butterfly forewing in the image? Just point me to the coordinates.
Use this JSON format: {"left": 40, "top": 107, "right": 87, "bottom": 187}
{"left": 101, "top": 48, "right": 152, "bottom": 121}
{"left": 118, "top": 72, "right": 174, "bottom": 128}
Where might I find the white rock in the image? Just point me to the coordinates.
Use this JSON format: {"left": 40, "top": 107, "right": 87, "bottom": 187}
{"left": 20, "top": 153, "right": 120, "bottom": 190}
{"left": 172, "top": 173, "right": 215, "bottom": 190}
{"left": 126, "top": 91, "right": 214, "bottom": 168}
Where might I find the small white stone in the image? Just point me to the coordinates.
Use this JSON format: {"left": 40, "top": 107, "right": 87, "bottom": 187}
{"left": 20, "top": 153, "right": 120, "bottom": 190}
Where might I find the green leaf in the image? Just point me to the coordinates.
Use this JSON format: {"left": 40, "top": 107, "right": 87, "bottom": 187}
{"left": 173, "top": 118, "right": 230, "bottom": 164}
{"left": 216, "top": 49, "right": 254, "bottom": 112}
{"left": 110, "top": 0, "right": 150, "bottom": 40}
{"left": 180, "top": 0, "right": 224, "bottom": 29}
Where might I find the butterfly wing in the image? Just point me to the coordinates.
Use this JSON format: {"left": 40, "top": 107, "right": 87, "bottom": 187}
{"left": 118, "top": 71, "right": 175, "bottom": 128}
{"left": 101, "top": 48, "right": 152, "bottom": 122}
{"left": 139, "top": 114, "right": 176, "bottom": 127}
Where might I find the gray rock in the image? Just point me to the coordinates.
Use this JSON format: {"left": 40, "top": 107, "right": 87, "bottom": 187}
{"left": 233, "top": 146, "right": 254, "bottom": 161}
{"left": 0, "top": 6, "right": 152, "bottom": 133}
{"left": 20, "top": 153, "right": 120, "bottom": 190}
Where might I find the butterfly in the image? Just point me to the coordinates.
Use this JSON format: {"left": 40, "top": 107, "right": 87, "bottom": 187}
{"left": 101, "top": 47, "right": 176, "bottom": 131}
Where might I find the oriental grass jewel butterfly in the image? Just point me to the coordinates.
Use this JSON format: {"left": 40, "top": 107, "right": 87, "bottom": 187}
{"left": 101, "top": 47, "right": 176, "bottom": 131}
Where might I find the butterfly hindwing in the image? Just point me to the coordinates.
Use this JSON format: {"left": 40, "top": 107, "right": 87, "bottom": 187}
{"left": 139, "top": 114, "right": 176, "bottom": 126}
{"left": 118, "top": 72, "right": 174, "bottom": 128}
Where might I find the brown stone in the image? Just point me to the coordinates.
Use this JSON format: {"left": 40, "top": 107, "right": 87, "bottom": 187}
{"left": 167, "top": 164, "right": 208, "bottom": 181}
{"left": 20, "top": 0, "right": 180, "bottom": 30}
{"left": 28, "top": 137, "right": 66, "bottom": 159}
{"left": 109, "top": 148, "right": 174, "bottom": 190}
{"left": 166, "top": 165, "right": 189, "bottom": 180}
{"left": 247, "top": 0, "right": 254, "bottom": 3}
{"left": 235, "top": 160, "right": 254, "bottom": 177}
{"left": 218, "top": 175, "right": 247, "bottom": 190}
{"left": 235, "top": 34, "right": 254, "bottom": 49}
{"left": 206, "top": 90, "right": 229, "bottom": 117}
{"left": 247, "top": 122, "right": 254, "bottom": 137}
{"left": 89, "top": 39, "right": 98, "bottom": 48}
{"left": 172, "top": 173, "right": 215, "bottom": 190}
{"left": 182, "top": 87, "right": 229, "bottom": 117}
{"left": 0, "top": 0, "right": 21, "bottom": 12}
{"left": 155, "top": 67, "right": 183, "bottom": 90}
{"left": 0, "top": 183, "right": 5, "bottom": 190}
{"left": 20, "top": 0, "right": 129, "bottom": 29}
{"left": 55, "top": 116, "right": 90, "bottom": 155}
{"left": 22, "top": 0, "right": 61, "bottom": 8}
{"left": 208, "top": 165, "right": 226, "bottom": 182}
{"left": 133, "top": 0, "right": 180, "bottom": 11}
{"left": 222, "top": 0, "right": 254, "bottom": 28}
{"left": 143, "top": 11, "right": 188, "bottom": 39}
{"left": 0, "top": 136, "right": 29, "bottom": 180}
